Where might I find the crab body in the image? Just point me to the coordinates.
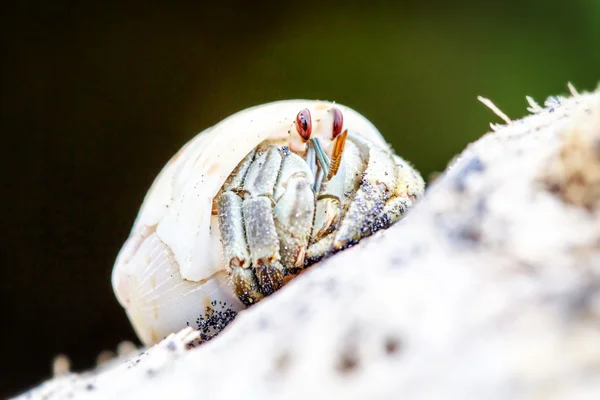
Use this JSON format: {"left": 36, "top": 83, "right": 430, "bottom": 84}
{"left": 112, "top": 100, "right": 424, "bottom": 346}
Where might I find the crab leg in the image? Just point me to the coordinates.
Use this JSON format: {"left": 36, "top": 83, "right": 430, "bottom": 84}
{"left": 217, "top": 149, "right": 264, "bottom": 304}
{"left": 218, "top": 192, "right": 263, "bottom": 304}
{"left": 272, "top": 153, "right": 315, "bottom": 273}
{"left": 309, "top": 140, "right": 361, "bottom": 243}
{"left": 332, "top": 143, "right": 397, "bottom": 249}
{"left": 243, "top": 197, "right": 284, "bottom": 295}
{"left": 372, "top": 154, "right": 423, "bottom": 229}
{"left": 241, "top": 145, "right": 285, "bottom": 296}
{"left": 305, "top": 140, "right": 398, "bottom": 262}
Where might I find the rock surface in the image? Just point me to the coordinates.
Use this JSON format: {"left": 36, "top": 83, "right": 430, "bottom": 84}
{"left": 16, "top": 89, "right": 600, "bottom": 400}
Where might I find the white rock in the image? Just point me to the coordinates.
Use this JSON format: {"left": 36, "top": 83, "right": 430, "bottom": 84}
{"left": 15, "top": 89, "right": 600, "bottom": 400}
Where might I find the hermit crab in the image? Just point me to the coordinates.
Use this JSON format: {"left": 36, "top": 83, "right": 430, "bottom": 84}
{"left": 112, "top": 100, "right": 424, "bottom": 346}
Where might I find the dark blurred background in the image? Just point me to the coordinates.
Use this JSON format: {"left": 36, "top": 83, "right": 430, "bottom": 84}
{"left": 1, "top": 0, "right": 598, "bottom": 396}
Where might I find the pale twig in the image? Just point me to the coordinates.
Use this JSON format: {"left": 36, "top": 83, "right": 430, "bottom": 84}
{"left": 526, "top": 96, "right": 543, "bottom": 113}
{"left": 567, "top": 82, "right": 580, "bottom": 97}
{"left": 477, "top": 96, "right": 512, "bottom": 124}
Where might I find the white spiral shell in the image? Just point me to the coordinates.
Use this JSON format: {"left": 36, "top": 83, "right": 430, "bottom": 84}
{"left": 112, "top": 100, "right": 391, "bottom": 345}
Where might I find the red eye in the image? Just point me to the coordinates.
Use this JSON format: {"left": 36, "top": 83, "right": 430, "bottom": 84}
{"left": 332, "top": 107, "right": 343, "bottom": 138}
{"left": 295, "top": 108, "right": 312, "bottom": 141}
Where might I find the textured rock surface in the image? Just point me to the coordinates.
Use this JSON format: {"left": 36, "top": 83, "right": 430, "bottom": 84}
{"left": 16, "top": 89, "right": 600, "bottom": 400}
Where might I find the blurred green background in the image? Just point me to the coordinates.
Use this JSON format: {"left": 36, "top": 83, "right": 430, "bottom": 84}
{"left": 1, "top": 0, "right": 598, "bottom": 396}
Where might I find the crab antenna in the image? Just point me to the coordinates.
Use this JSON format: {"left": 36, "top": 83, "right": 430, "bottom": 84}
{"left": 310, "top": 138, "right": 330, "bottom": 179}
{"left": 305, "top": 142, "right": 317, "bottom": 178}
{"left": 327, "top": 129, "right": 347, "bottom": 180}
{"left": 314, "top": 168, "right": 325, "bottom": 194}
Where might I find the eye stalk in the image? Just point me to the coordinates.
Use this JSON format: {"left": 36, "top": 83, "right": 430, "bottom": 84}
{"left": 295, "top": 108, "right": 312, "bottom": 141}
{"left": 331, "top": 107, "right": 343, "bottom": 139}
{"left": 290, "top": 106, "right": 347, "bottom": 181}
